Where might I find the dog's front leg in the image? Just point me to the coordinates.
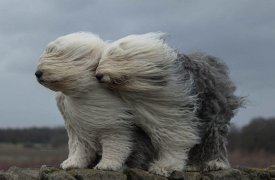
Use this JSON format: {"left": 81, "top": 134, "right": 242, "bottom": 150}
{"left": 61, "top": 127, "right": 96, "bottom": 169}
{"left": 94, "top": 130, "right": 133, "bottom": 171}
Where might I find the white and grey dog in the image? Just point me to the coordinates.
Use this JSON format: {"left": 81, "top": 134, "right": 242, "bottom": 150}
{"left": 35, "top": 32, "right": 155, "bottom": 172}
{"left": 96, "top": 33, "right": 244, "bottom": 176}
{"left": 96, "top": 33, "right": 200, "bottom": 176}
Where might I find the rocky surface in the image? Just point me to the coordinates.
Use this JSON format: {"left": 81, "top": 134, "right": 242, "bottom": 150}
{"left": 0, "top": 165, "right": 275, "bottom": 180}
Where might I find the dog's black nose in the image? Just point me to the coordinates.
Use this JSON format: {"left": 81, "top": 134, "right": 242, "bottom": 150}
{"left": 95, "top": 73, "right": 104, "bottom": 81}
{"left": 35, "top": 70, "right": 43, "bottom": 79}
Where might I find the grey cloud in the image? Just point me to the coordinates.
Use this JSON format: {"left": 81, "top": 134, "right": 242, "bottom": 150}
{"left": 0, "top": 0, "right": 274, "bottom": 127}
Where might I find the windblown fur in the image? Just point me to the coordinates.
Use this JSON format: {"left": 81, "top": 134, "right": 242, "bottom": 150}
{"left": 35, "top": 32, "right": 156, "bottom": 171}
{"left": 96, "top": 33, "right": 244, "bottom": 176}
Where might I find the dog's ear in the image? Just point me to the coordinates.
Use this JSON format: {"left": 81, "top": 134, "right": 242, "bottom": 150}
{"left": 105, "top": 32, "right": 166, "bottom": 55}
{"left": 107, "top": 45, "right": 124, "bottom": 56}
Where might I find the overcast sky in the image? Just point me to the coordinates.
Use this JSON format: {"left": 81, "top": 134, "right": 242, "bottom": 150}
{"left": 0, "top": 0, "right": 274, "bottom": 128}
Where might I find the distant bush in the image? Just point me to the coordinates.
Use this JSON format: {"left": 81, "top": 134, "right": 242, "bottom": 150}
{"left": 228, "top": 117, "right": 275, "bottom": 153}
{"left": 0, "top": 127, "right": 67, "bottom": 146}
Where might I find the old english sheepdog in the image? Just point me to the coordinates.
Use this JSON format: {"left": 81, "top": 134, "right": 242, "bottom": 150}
{"left": 96, "top": 33, "right": 244, "bottom": 176}
{"left": 35, "top": 32, "right": 156, "bottom": 172}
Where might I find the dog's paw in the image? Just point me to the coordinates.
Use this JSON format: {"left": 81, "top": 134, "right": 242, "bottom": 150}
{"left": 148, "top": 155, "right": 185, "bottom": 177}
{"left": 94, "top": 159, "right": 122, "bottom": 171}
{"left": 149, "top": 161, "right": 184, "bottom": 177}
{"left": 60, "top": 156, "right": 89, "bottom": 170}
{"left": 149, "top": 164, "right": 173, "bottom": 177}
{"left": 203, "top": 159, "right": 230, "bottom": 171}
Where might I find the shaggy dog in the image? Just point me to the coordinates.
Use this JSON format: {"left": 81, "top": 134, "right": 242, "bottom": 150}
{"left": 35, "top": 32, "right": 156, "bottom": 171}
{"left": 96, "top": 33, "right": 244, "bottom": 176}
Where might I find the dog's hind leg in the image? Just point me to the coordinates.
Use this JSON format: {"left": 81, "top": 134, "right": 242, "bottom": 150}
{"left": 187, "top": 122, "right": 230, "bottom": 171}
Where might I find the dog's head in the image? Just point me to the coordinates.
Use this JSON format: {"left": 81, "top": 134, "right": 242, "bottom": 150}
{"left": 36, "top": 32, "right": 105, "bottom": 94}
{"left": 95, "top": 32, "right": 176, "bottom": 91}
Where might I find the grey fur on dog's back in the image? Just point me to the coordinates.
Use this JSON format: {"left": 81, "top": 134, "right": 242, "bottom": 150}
{"left": 176, "top": 53, "right": 244, "bottom": 169}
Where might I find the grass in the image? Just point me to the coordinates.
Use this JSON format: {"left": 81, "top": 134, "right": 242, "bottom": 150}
{"left": 0, "top": 143, "right": 67, "bottom": 170}
{"left": 0, "top": 143, "right": 273, "bottom": 170}
{"left": 229, "top": 149, "right": 275, "bottom": 168}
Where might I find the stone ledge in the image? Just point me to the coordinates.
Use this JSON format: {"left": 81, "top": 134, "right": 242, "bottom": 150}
{"left": 0, "top": 165, "right": 274, "bottom": 180}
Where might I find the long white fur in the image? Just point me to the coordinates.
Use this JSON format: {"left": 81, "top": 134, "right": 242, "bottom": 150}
{"left": 37, "top": 32, "right": 135, "bottom": 171}
{"left": 37, "top": 32, "right": 202, "bottom": 177}
{"left": 96, "top": 33, "right": 200, "bottom": 177}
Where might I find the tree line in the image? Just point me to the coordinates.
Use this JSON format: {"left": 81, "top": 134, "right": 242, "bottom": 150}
{"left": 0, "top": 117, "right": 274, "bottom": 152}
{"left": 228, "top": 117, "right": 275, "bottom": 153}
{"left": 0, "top": 127, "right": 67, "bottom": 147}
